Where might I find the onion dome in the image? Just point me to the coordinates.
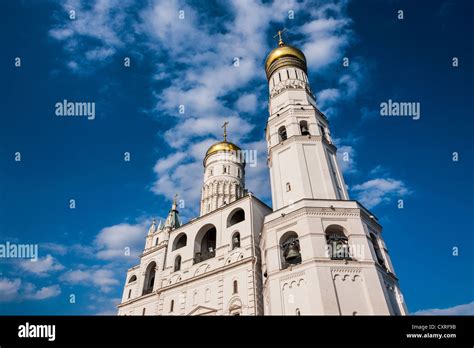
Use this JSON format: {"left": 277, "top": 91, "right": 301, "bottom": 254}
{"left": 264, "top": 35, "right": 307, "bottom": 80}
{"left": 204, "top": 121, "right": 242, "bottom": 165}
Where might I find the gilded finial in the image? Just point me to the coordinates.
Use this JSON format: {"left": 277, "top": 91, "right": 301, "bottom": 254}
{"left": 273, "top": 28, "right": 287, "bottom": 47}
{"left": 222, "top": 121, "right": 229, "bottom": 142}
{"left": 173, "top": 193, "right": 178, "bottom": 207}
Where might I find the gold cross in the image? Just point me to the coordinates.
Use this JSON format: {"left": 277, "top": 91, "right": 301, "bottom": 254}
{"left": 273, "top": 28, "right": 287, "bottom": 46}
{"left": 222, "top": 121, "right": 229, "bottom": 141}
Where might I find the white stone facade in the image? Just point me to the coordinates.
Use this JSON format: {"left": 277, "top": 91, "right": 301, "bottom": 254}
{"left": 117, "top": 41, "right": 407, "bottom": 316}
{"left": 118, "top": 194, "right": 271, "bottom": 315}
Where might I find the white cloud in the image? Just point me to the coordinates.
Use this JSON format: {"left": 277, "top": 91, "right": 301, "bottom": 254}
{"left": 49, "top": 0, "right": 357, "bottom": 214}
{"left": 60, "top": 268, "right": 119, "bottom": 293}
{"left": 317, "top": 88, "right": 341, "bottom": 109}
{"left": 351, "top": 178, "right": 410, "bottom": 209}
{"left": 299, "top": 4, "right": 353, "bottom": 70}
{"left": 153, "top": 152, "right": 187, "bottom": 174}
{"left": 413, "top": 301, "right": 474, "bottom": 315}
{"left": 85, "top": 47, "right": 115, "bottom": 61}
{"left": 19, "top": 254, "right": 65, "bottom": 277}
{"left": 336, "top": 145, "right": 358, "bottom": 175}
{"left": 25, "top": 285, "right": 61, "bottom": 300}
{"left": 0, "top": 278, "right": 61, "bottom": 302}
{"left": 94, "top": 223, "right": 147, "bottom": 260}
{"left": 315, "top": 61, "right": 366, "bottom": 116}
{"left": 41, "top": 243, "right": 68, "bottom": 255}
{"left": 0, "top": 278, "right": 21, "bottom": 302}
{"left": 235, "top": 93, "right": 258, "bottom": 113}
{"left": 369, "top": 165, "right": 389, "bottom": 177}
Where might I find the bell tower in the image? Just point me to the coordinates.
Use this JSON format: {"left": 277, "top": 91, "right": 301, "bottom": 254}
{"left": 264, "top": 31, "right": 348, "bottom": 211}
{"left": 200, "top": 122, "right": 246, "bottom": 216}
{"left": 260, "top": 32, "right": 407, "bottom": 316}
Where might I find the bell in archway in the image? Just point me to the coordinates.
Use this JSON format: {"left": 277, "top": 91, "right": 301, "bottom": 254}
{"left": 285, "top": 243, "right": 300, "bottom": 261}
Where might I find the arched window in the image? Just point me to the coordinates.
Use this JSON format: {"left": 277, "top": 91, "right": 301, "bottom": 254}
{"left": 194, "top": 224, "right": 217, "bottom": 264}
{"left": 142, "top": 262, "right": 156, "bottom": 295}
{"left": 280, "top": 231, "right": 301, "bottom": 269}
{"left": 286, "top": 182, "right": 291, "bottom": 192}
{"left": 233, "top": 280, "right": 238, "bottom": 294}
{"left": 296, "top": 308, "right": 301, "bottom": 316}
{"left": 232, "top": 232, "right": 240, "bottom": 249}
{"left": 172, "top": 233, "right": 187, "bottom": 251}
{"left": 278, "top": 126, "right": 287, "bottom": 142}
{"left": 227, "top": 208, "right": 245, "bottom": 227}
{"left": 170, "top": 300, "right": 174, "bottom": 312}
{"left": 128, "top": 275, "right": 137, "bottom": 283}
{"left": 155, "top": 237, "right": 159, "bottom": 246}
{"left": 299, "top": 120, "right": 310, "bottom": 135}
{"left": 174, "top": 255, "right": 181, "bottom": 272}
{"left": 370, "top": 233, "right": 385, "bottom": 265}
{"left": 128, "top": 289, "right": 132, "bottom": 299}
{"left": 325, "top": 225, "right": 351, "bottom": 260}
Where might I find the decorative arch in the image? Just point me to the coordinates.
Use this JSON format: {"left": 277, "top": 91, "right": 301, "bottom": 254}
{"left": 142, "top": 261, "right": 156, "bottom": 295}
{"left": 278, "top": 126, "right": 287, "bottom": 142}
{"left": 194, "top": 224, "right": 216, "bottom": 264}
{"left": 172, "top": 233, "right": 187, "bottom": 251}
{"left": 227, "top": 208, "right": 245, "bottom": 227}
{"left": 279, "top": 231, "right": 301, "bottom": 269}
{"left": 299, "top": 120, "right": 310, "bottom": 135}
{"left": 325, "top": 224, "right": 350, "bottom": 260}
{"left": 227, "top": 296, "right": 243, "bottom": 316}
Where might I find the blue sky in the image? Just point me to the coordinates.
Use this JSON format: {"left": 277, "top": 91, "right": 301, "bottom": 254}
{"left": 0, "top": 0, "right": 472, "bottom": 315}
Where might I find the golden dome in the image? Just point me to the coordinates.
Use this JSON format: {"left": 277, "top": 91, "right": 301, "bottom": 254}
{"left": 264, "top": 43, "right": 307, "bottom": 79}
{"left": 205, "top": 141, "right": 241, "bottom": 158}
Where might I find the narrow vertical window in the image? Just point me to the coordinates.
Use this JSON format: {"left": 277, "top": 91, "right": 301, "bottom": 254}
{"left": 286, "top": 182, "right": 291, "bottom": 191}
{"left": 174, "top": 255, "right": 181, "bottom": 272}
{"left": 319, "top": 124, "right": 325, "bottom": 137}
{"left": 286, "top": 69, "right": 290, "bottom": 79}
{"left": 142, "top": 308, "right": 146, "bottom": 316}
{"left": 128, "top": 289, "right": 132, "bottom": 299}
{"left": 233, "top": 280, "right": 238, "bottom": 294}
{"left": 296, "top": 308, "right": 301, "bottom": 316}
{"left": 170, "top": 300, "right": 174, "bottom": 312}
{"left": 370, "top": 233, "right": 385, "bottom": 266}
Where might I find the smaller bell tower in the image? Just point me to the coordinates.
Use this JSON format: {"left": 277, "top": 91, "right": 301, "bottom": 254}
{"left": 200, "top": 122, "right": 246, "bottom": 216}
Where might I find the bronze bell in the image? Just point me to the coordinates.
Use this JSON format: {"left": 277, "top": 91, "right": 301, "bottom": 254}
{"left": 285, "top": 243, "right": 300, "bottom": 261}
